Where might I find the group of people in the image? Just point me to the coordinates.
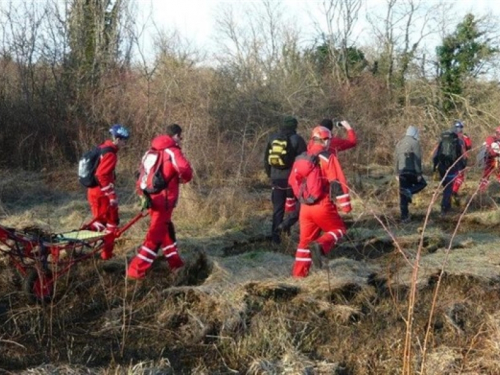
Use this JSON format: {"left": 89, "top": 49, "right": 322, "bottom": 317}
{"left": 264, "top": 116, "right": 357, "bottom": 277}
{"left": 85, "top": 124, "right": 192, "bottom": 281}
{"left": 85, "top": 117, "right": 500, "bottom": 281}
{"left": 395, "top": 121, "right": 500, "bottom": 222}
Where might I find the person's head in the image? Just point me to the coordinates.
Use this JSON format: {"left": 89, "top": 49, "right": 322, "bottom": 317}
{"left": 454, "top": 120, "right": 464, "bottom": 134}
{"left": 310, "top": 126, "right": 332, "bottom": 149}
{"left": 406, "top": 125, "right": 419, "bottom": 141}
{"left": 281, "top": 116, "right": 298, "bottom": 131}
{"left": 109, "top": 124, "right": 130, "bottom": 148}
{"left": 319, "top": 119, "right": 334, "bottom": 131}
{"left": 166, "top": 123, "right": 183, "bottom": 143}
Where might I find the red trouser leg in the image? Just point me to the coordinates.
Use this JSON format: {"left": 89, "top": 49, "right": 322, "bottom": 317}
{"left": 452, "top": 170, "right": 465, "bottom": 194}
{"left": 87, "top": 188, "right": 107, "bottom": 231}
{"left": 161, "top": 221, "right": 184, "bottom": 270}
{"left": 480, "top": 164, "right": 495, "bottom": 192}
{"left": 292, "top": 206, "right": 321, "bottom": 278}
{"left": 127, "top": 195, "right": 169, "bottom": 279}
{"left": 292, "top": 200, "right": 346, "bottom": 278}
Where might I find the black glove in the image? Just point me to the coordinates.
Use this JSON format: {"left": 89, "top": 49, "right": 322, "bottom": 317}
{"left": 329, "top": 180, "right": 343, "bottom": 202}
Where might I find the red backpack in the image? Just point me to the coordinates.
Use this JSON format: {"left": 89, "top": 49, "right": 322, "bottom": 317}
{"left": 137, "top": 149, "right": 168, "bottom": 195}
{"left": 289, "top": 152, "right": 327, "bottom": 205}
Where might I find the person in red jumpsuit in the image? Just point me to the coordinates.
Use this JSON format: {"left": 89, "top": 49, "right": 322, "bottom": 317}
{"left": 87, "top": 124, "right": 130, "bottom": 260}
{"left": 479, "top": 126, "right": 500, "bottom": 192}
{"left": 319, "top": 118, "right": 357, "bottom": 155}
{"left": 127, "top": 124, "right": 193, "bottom": 280}
{"left": 288, "top": 126, "right": 352, "bottom": 278}
{"left": 451, "top": 121, "right": 472, "bottom": 204}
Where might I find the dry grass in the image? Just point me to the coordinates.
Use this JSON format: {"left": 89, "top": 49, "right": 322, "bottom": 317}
{"left": 2, "top": 169, "right": 500, "bottom": 374}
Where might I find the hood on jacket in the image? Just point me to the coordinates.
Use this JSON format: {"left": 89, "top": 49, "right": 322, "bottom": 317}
{"left": 406, "top": 125, "right": 419, "bottom": 141}
{"left": 151, "top": 134, "right": 177, "bottom": 150}
{"left": 307, "top": 140, "right": 328, "bottom": 155}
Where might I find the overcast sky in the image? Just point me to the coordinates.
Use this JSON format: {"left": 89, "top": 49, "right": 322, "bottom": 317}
{"left": 141, "top": 0, "right": 498, "bottom": 49}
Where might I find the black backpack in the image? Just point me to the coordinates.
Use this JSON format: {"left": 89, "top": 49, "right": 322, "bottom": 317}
{"left": 437, "top": 131, "right": 461, "bottom": 169}
{"left": 78, "top": 146, "right": 114, "bottom": 188}
{"left": 267, "top": 134, "right": 294, "bottom": 169}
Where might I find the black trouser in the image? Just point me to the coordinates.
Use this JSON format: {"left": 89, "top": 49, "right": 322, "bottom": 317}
{"left": 438, "top": 168, "right": 458, "bottom": 213}
{"left": 271, "top": 181, "right": 300, "bottom": 243}
{"left": 399, "top": 173, "right": 427, "bottom": 219}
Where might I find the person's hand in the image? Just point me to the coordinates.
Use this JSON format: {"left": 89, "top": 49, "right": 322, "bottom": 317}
{"left": 139, "top": 194, "right": 151, "bottom": 210}
{"left": 340, "top": 120, "right": 352, "bottom": 130}
{"left": 395, "top": 175, "right": 399, "bottom": 182}
{"left": 417, "top": 175, "right": 422, "bottom": 182}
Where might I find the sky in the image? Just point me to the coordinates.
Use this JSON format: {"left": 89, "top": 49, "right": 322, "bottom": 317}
{"left": 137, "top": 0, "right": 500, "bottom": 58}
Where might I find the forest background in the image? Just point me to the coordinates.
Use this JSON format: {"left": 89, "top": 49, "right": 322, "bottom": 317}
{"left": 1, "top": 0, "right": 500, "bottom": 178}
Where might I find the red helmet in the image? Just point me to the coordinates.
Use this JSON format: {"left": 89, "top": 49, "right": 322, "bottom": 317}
{"left": 311, "top": 126, "right": 332, "bottom": 141}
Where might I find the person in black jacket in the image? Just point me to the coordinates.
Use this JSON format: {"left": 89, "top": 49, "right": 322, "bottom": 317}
{"left": 264, "top": 116, "right": 307, "bottom": 244}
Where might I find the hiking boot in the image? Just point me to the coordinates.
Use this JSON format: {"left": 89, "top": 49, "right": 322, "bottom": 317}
{"left": 401, "top": 216, "right": 411, "bottom": 224}
{"left": 309, "top": 242, "right": 324, "bottom": 269}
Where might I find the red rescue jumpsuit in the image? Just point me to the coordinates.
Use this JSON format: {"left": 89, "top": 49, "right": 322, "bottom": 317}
{"left": 87, "top": 140, "right": 119, "bottom": 259}
{"left": 452, "top": 133, "right": 472, "bottom": 194}
{"left": 289, "top": 142, "right": 352, "bottom": 278}
{"left": 479, "top": 135, "right": 500, "bottom": 192}
{"left": 328, "top": 128, "right": 357, "bottom": 155}
{"left": 127, "top": 135, "right": 193, "bottom": 279}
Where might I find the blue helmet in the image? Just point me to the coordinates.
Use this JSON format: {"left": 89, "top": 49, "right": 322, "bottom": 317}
{"left": 454, "top": 120, "right": 464, "bottom": 128}
{"left": 109, "top": 124, "right": 130, "bottom": 140}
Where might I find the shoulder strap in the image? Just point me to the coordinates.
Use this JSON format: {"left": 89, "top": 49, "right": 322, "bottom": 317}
{"left": 100, "top": 146, "right": 115, "bottom": 155}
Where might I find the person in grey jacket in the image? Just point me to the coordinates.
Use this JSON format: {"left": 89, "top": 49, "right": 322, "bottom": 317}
{"left": 264, "top": 116, "right": 307, "bottom": 244}
{"left": 394, "top": 125, "right": 427, "bottom": 222}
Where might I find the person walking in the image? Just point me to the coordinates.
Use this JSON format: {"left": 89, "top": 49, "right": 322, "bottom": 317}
{"left": 318, "top": 118, "right": 358, "bottom": 155}
{"left": 264, "top": 116, "right": 307, "bottom": 244}
{"left": 479, "top": 126, "right": 500, "bottom": 192}
{"left": 451, "top": 121, "right": 472, "bottom": 205}
{"left": 433, "top": 127, "right": 465, "bottom": 215}
{"left": 127, "top": 124, "right": 193, "bottom": 280}
{"left": 86, "top": 124, "right": 130, "bottom": 260}
{"left": 288, "top": 126, "right": 352, "bottom": 278}
{"left": 394, "top": 125, "right": 427, "bottom": 223}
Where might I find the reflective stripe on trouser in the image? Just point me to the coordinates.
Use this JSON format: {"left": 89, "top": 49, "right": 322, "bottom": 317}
{"left": 292, "top": 199, "right": 346, "bottom": 278}
{"left": 452, "top": 170, "right": 465, "bottom": 194}
{"left": 127, "top": 195, "right": 183, "bottom": 278}
{"left": 162, "top": 240, "right": 184, "bottom": 269}
{"left": 127, "top": 245, "right": 158, "bottom": 279}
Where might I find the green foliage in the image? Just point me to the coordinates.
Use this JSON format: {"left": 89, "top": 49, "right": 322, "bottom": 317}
{"left": 436, "top": 13, "right": 498, "bottom": 112}
{"left": 67, "top": 0, "right": 123, "bottom": 88}
{"left": 310, "top": 40, "right": 368, "bottom": 79}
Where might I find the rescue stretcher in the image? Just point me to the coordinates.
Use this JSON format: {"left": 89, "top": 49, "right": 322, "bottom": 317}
{"left": 0, "top": 211, "right": 147, "bottom": 302}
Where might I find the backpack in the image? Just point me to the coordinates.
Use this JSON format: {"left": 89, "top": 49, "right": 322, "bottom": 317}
{"left": 137, "top": 149, "right": 168, "bottom": 195}
{"left": 267, "top": 134, "right": 294, "bottom": 169}
{"left": 437, "top": 131, "right": 460, "bottom": 169}
{"left": 78, "top": 146, "right": 114, "bottom": 188}
{"left": 476, "top": 142, "right": 487, "bottom": 169}
{"left": 289, "top": 153, "right": 326, "bottom": 205}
